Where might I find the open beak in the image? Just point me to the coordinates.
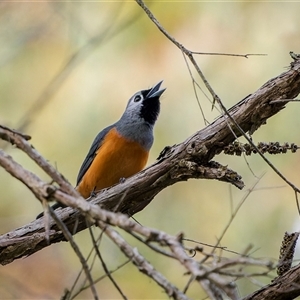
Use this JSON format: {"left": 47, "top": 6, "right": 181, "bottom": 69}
{"left": 146, "top": 80, "right": 166, "bottom": 99}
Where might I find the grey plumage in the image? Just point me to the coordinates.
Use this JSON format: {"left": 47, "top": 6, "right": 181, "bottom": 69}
{"left": 77, "top": 81, "right": 165, "bottom": 186}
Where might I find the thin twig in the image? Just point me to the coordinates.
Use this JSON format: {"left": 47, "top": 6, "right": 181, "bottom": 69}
{"left": 136, "top": 0, "right": 300, "bottom": 201}
{"left": 49, "top": 208, "right": 98, "bottom": 300}
{"left": 209, "top": 174, "right": 265, "bottom": 257}
{"left": 87, "top": 223, "right": 128, "bottom": 300}
{"left": 71, "top": 260, "right": 131, "bottom": 299}
{"left": 190, "top": 51, "right": 267, "bottom": 58}
{"left": 129, "top": 231, "right": 176, "bottom": 259}
{"left": 182, "top": 52, "right": 210, "bottom": 126}
{"left": 135, "top": 0, "right": 221, "bottom": 108}
{"left": 68, "top": 229, "right": 105, "bottom": 299}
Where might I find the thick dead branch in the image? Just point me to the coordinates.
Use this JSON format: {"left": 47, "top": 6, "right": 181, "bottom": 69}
{"left": 0, "top": 59, "right": 300, "bottom": 266}
{"left": 242, "top": 263, "right": 300, "bottom": 300}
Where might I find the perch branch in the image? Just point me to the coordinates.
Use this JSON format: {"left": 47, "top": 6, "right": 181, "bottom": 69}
{"left": 0, "top": 59, "right": 300, "bottom": 264}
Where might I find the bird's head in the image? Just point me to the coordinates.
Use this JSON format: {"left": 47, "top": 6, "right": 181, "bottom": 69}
{"left": 123, "top": 81, "right": 166, "bottom": 126}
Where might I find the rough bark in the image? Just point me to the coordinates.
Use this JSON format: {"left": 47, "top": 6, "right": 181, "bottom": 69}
{"left": 1, "top": 58, "right": 300, "bottom": 299}
{"left": 242, "top": 264, "right": 300, "bottom": 300}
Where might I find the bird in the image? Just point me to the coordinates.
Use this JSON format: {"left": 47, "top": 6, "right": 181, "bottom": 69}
{"left": 37, "top": 81, "right": 165, "bottom": 218}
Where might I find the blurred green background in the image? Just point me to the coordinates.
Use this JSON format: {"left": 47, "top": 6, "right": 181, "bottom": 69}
{"left": 1, "top": 1, "right": 300, "bottom": 299}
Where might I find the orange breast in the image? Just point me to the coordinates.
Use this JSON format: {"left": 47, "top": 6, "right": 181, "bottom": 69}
{"left": 77, "top": 127, "right": 149, "bottom": 198}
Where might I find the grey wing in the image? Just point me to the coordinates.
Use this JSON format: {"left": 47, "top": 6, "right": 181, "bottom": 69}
{"left": 76, "top": 124, "right": 115, "bottom": 186}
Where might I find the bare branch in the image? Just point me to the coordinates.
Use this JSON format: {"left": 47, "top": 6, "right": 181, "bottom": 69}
{"left": 96, "top": 221, "right": 190, "bottom": 300}
{"left": 242, "top": 263, "right": 300, "bottom": 300}
{"left": 190, "top": 52, "right": 267, "bottom": 58}
{"left": 87, "top": 225, "right": 127, "bottom": 300}
{"left": 135, "top": 0, "right": 300, "bottom": 200}
{"left": 49, "top": 208, "right": 99, "bottom": 300}
{"left": 1, "top": 58, "right": 300, "bottom": 264}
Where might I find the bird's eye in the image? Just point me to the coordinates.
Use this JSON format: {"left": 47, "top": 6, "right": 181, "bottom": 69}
{"left": 134, "top": 95, "right": 142, "bottom": 102}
